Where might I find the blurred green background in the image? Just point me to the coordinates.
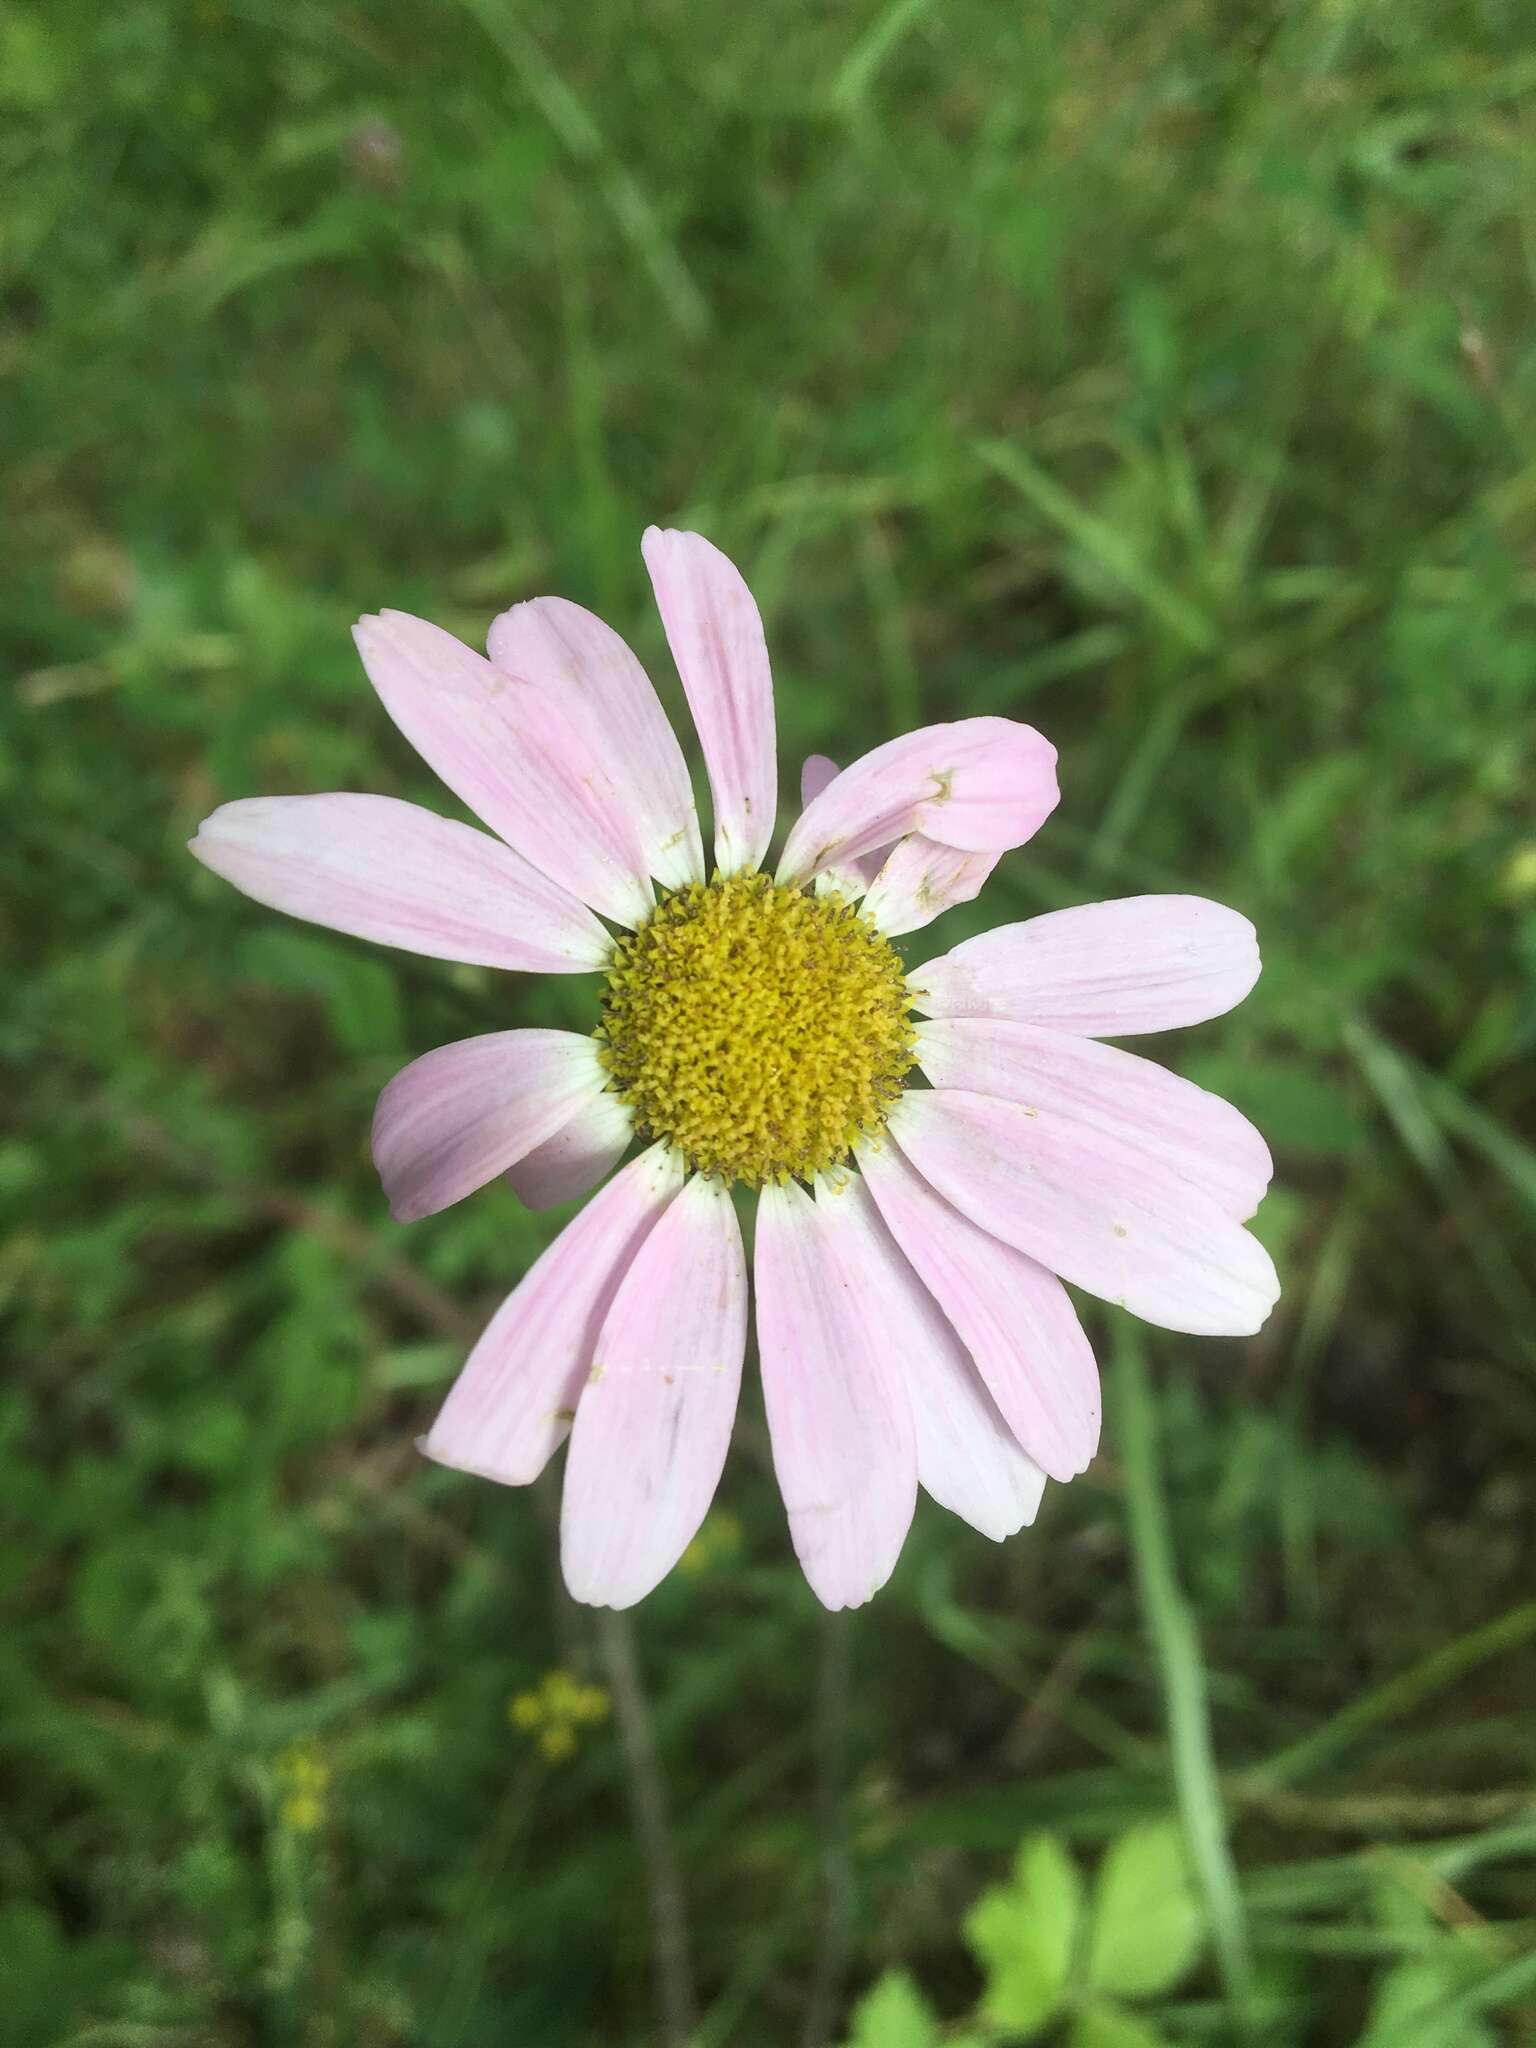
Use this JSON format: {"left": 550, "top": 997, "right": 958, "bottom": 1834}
{"left": 6, "top": 1, "right": 1536, "bottom": 2043}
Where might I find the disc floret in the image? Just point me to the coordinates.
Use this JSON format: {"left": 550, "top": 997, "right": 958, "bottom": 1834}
{"left": 597, "top": 874, "right": 915, "bottom": 1187}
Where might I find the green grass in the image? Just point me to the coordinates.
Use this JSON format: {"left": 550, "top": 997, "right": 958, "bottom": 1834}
{"left": 5, "top": 1, "right": 1536, "bottom": 2042}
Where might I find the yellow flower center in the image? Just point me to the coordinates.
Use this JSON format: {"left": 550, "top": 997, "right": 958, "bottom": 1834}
{"left": 597, "top": 874, "right": 916, "bottom": 1188}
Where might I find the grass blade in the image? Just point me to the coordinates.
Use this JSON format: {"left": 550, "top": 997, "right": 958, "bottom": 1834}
{"left": 1116, "top": 1322, "right": 1255, "bottom": 2036}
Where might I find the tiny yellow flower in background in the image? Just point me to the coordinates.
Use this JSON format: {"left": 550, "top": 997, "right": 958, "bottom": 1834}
{"left": 507, "top": 1668, "right": 610, "bottom": 1764}
{"left": 275, "top": 1741, "right": 331, "bottom": 1834}
{"left": 508, "top": 1690, "right": 543, "bottom": 1732}
{"left": 679, "top": 1509, "right": 745, "bottom": 1577}
{"left": 538, "top": 1723, "right": 579, "bottom": 1764}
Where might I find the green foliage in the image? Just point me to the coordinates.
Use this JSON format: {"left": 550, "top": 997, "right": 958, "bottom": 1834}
{"left": 1068, "top": 2008, "right": 1171, "bottom": 2048}
{"left": 5, "top": 0, "right": 1536, "bottom": 2042}
{"left": 1082, "top": 1822, "right": 1203, "bottom": 2001}
{"left": 881, "top": 1822, "right": 1203, "bottom": 2042}
{"left": 849, "top": 1822, "right": 1536, "bottom": 2048}
{"left": 1363, "top": 1962, "right": 1499, "bottom": 2048}
{"left": 1352, "top": 1869, "right": 1506, "bottom": 2048}
{"left": 845, "top": 1970, "right": 943, "bottom": 2048}
{"left": 965, "top": 1831, "right": 1085, "bottom": 2033}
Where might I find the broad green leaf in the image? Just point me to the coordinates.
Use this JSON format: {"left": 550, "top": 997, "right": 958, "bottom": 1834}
{"left": 963, "top": 1831, "right": 1082, "bottom": 2036}
{"left": 1084, "top": 1820, "right": 1203, "bottom": 1999}
{"left": 843, "top": 1970, "right": 940, "bottom": 2048}
{"left": 1070, "top": 2004, "right": 1174, "bottom": 2048}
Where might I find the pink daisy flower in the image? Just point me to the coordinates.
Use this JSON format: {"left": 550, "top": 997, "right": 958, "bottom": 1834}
{"left": 191, "top": 529, "right": 1277, "bottom": 1610}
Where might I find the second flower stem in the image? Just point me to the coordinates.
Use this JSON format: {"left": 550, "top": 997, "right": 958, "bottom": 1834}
{"left": 596, "top": 1607, "right": 698, "bottom": 2046}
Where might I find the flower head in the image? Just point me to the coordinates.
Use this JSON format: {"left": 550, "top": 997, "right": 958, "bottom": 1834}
{"left": 191, "top": 528, "right": 1277, "bottom": 1610}
{"left": 598, "top": 872, "right": 916, "bottom": 1186}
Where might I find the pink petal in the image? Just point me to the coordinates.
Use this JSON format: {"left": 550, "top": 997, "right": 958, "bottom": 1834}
{"left": 642, "top": 528, "right": 777, "bottom": 874}
{"left": 911, "top": 895, "right": 1260, "bottom": 1036}
{"left": 754, "top": 1179, "right": 917, "bottom": 1610}
{"left": 561, "top": 1175, "right": 747, "bottom": 1608}
{"left": 915, "top": 1018, "right": 1272, "bottom": 1221}
{"left": 776, "top": 719, "right": 1058, "bottom": 887}
{"left": 859, "top": 1137, "right": 1099, "bottom": 1481}
{"left": 423, "top": 1143, "right": 684, "bottom": 1486}
{"left": 189, "top": 793, "right": 610, "bottom": 972}
{"left": 504, "top": 1090, "right": 633, "bottom": 1210}
{"left": 372, "top": 1029, "right": 605, "bottom": 1223}
{"left": 800, "top": 755, "right": 881, "bottom": 896}
{"left": 890, "top": 1089, "right": 1280, "bottom": 1338}
{"left": 799, "top": 754, "right": 839, "bottom": 807}
{"left": 835, "top": 1176, "right": 1047, "bottom": 1540}
{"left": 353, "top": 610, "right": 653, "bottom": 927}
{"left": 862, "top": 835, "right": 1002, "bottom": 937}
{"left": 487, "top": 595, "right": 704, "bottom": 891}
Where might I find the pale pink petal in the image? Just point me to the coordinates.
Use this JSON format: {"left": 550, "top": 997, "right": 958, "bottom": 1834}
{"left": 911, "top": 895, "right": 1260, "bottom": 1036}
{"left": 487, "top": 595, "right": 704, "bottom": 890}
{"left": 800, "top": 768, "right": 1004, "bottom": 932}
{"left": 423, "top": 1144, "right": 684, "bottom": 1485}
{"left": 835, "top": 1176, "right": 1047, "bottom": 1540}
{"left": 908, "top": 1360, "right": 1048, "bottom": 1539}
{"left": 754, "top": 1179, "right": 917, "bottom": 1610}
{"left": 561, "top": 1176, "right": 747, "bottom": 1608}
{"left": 799, "top": 754, "right": 840, "bottom": 808}
{"left": 190, "top": 793, "right": 610, "bottom": 972}
{"left": 504, "top": 1091, "right": 634, "bottom": 1210}
{"left": 890, "top": 1090, "right": 1280, "bottom": 1338}
{"left": 862, "top": 835, "right": 1002, "bottom": 937}
{"left": 642, "top": 528, "right": 776, "bottom": 874}
{"left": 915, "top": 1018, "right": 1272, "bottom": 1221}
{"left": 353, "top": 610, "right": 653, "bottom": 926}
{"left": 801, "top": 754, "right": 881, "bottom": 897}
{"left": 777, "top": 719, "right": 1058, "bottom": 887}
{"left": 372, "top": 1029, "right": 605, "bottom": 1223}
{"left": 859, "top": 1137, "right": 1099, "bottom": 1481}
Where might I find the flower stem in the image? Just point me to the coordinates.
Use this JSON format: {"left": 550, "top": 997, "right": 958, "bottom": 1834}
{"left": 1116, "top": 1320, "right": 1255, "bottom": 2037}
{"left": 595, "top": 1608, "right": 698, "bottom": 2046}
{"left": 800, "top": 1606, "right": 854, "bottom": 2048}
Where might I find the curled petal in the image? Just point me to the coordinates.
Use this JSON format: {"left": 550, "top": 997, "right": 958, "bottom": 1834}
{"left": 911, "top": 895, "right": 1260, "bottom": 1036}
{"left": 800, "top": 755, "right": 881, "bottom": 898}
{"left": 190, "top": 793, "right": 609, "bottom": 972}
{"left": 643, "top": 528, "right": 777, "bottom": 874}
{"left": 561, "top": 1175, "right": 747, "bottom": 1608}
{"left": 505, "top": 1091, "right": 634, "bottom": 1211}
{"left": 488, "top": 595, "right": 704, "bottom": 891}
{"left": 777, "top": 719, "right": 1058, "bottom": 887}
{"left": 354, "top": 610, "right": 653, "bottom": 926}
{"left": 373, "top": 1029, "right": 605, "bottom": 1223}
{"left": 423, "top": 1144, "right": 684, "bottom": 1485}
{"left": 862, "top": 835, "right": 1001, "bottom": 938}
